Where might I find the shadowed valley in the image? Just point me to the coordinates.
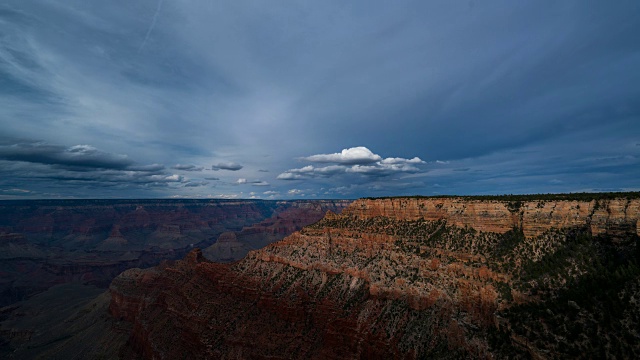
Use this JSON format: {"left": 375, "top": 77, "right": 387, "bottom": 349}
{"left": 0, "top": 199, "right": 350, "bottom": 357}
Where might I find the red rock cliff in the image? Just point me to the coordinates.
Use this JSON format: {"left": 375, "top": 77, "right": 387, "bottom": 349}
{"left": 344, "top": 197, "right": 640, "bottom": 238}
{"left": 108, "top": 195, "right": 640, "bottom": 359}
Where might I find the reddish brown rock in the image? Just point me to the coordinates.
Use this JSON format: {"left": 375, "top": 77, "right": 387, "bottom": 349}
{"left": 0, "top": 199, "right": 350, "bottom": 308}
{"left": 107, "top": 195, "right": 640, "bottom": 359}
{"left": 202, "top": 232, "right": 253, "bottom": 262}
{"left": 344, "top": 198, "right": 640, "bottom": 238}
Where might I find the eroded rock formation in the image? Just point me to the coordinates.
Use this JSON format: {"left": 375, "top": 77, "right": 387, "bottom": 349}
{"left": 344, "top": 197, "right": 640, "bottom": 238}
{"left": 108, "top": 195, "right": 640, "bottom": 359}
{"left": 202, "top": 232, "right": 252, "bottom": 262}
{"left": 203, "top": 200, "right": 348, "bottom": 262}
{"left": 0, "top": 199, "right": 351, "bottom": 357}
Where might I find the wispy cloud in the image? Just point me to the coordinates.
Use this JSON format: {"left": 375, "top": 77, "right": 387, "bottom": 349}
{"left": 138, "top": 0, "right": 164, "bottom": 53}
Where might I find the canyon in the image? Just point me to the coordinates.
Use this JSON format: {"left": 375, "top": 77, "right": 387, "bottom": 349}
{"left": 3, "top": 194, "right": 640, "bottom": 358}
{"left": 0, "top": 199, "right": 350, "bottom": 357}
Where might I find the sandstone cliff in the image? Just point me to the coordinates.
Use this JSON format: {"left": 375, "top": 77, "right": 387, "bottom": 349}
{"left": 107, "top": 194, "right": 640, "bottom": 359}
{"left": 344, "top": 197, "right": 640, "bottom": 238}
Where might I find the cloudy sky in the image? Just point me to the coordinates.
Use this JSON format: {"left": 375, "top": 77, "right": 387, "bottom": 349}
{"left": 1, "top": 1, "right": 639, "bottom": 199}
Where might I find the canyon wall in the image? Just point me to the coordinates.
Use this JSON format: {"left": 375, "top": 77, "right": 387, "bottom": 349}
{"left": 0, "top": 199, "right": 349, "bottom": 305}
{"left": 107, "top": 195, "right": 640, "bottom": 359}
{"left": 344, "top": 197, "right": 640, "bottom": 238}
{"left": 203, "top": 200, "right": 349, "bottom": 262}
{"left": 0, "top": 199, "right": 351, "bottom": 357}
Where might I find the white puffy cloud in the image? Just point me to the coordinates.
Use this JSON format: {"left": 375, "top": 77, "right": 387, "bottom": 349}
{"left": 294, "top": 165, "right": 315, "bottom": 173}
{"left": 276, "top": 172, "right": 304, "bottom": 180}
{"left": 278, "top": 146, "right": 425, "bottom": 180}
{"left": 301, "top": 146, "right": 382, "bottom": 165}
{"left": 381, "top": 157, "right": 425, "bottom": 165}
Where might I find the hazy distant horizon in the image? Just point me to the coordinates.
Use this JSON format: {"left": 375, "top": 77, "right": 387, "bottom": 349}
{"left": 1, "top": 190, "right": 638, "bottom": 202}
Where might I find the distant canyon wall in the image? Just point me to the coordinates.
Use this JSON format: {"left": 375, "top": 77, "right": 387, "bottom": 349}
{"left": 0, "top": 199, "right": 351, "bottom": 307}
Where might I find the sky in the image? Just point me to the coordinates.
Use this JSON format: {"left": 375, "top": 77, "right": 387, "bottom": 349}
{"left": 1, "top": 1, "right": 639, "bottom": 200}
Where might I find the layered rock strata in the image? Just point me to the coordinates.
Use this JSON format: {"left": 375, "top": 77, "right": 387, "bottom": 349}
{"left": 0, "top": 199, "right": 350, "bottom": 307}
{"left": 203, "top": 200, "right": 347, "bottom": 262}
{"left": 109, "top": 195, "right": 640, "bottom": 359}
{"left": 345, "top": 197, "right": 640, "bottom": 238}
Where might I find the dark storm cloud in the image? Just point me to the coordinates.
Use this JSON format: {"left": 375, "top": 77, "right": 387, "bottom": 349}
{"left": 129, "top": 164, "right": 166, "bottom": 172}
{"left": 1, "top": 1, "right": 639, "bottom": 198}
{"left": 172, "top": 164, "right": 204, "bottom": 171}
{"left": 211, "top": 162, "right": 243, "bottom": 171}
{"left": 183, "top": 181, "right": 209, "bottom": 187}
{"left": 0, "top": 140, "right": 133, "bottom": 169}
{"left": 0, "top": 138, "right": 189, "bottom": 197}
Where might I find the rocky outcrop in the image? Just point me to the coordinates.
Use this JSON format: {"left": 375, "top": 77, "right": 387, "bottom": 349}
{"left": 97, "top": 225, "right": 129, "bottom": 251}
{"left": 203, "top": 200, "right": 350, "bottom": 262}
{"left": 0, "top": 233, "right": 46, "bottom": 260}
{"left": 344, "top": 197, "right": 640, "bottom": 238}
{"left": 202, "top": 232, "right": 253, "bottom": 262}
{"left": 107, "top": 194, "right": 640, "bottom": 358}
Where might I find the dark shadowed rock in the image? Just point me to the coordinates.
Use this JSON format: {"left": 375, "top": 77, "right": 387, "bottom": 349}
{"left": 106, "top": 195, "right": 640, "bottom": 359}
